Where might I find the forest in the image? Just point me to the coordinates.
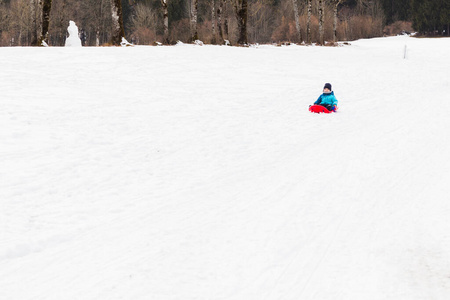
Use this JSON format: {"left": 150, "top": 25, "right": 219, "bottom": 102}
{"left": 0, "top": 0, "right": 448, "bottom": 47}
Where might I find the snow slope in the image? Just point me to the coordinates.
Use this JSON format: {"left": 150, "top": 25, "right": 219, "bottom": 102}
{"left": 1, "top": 36, "right": 450, "bottom": 300}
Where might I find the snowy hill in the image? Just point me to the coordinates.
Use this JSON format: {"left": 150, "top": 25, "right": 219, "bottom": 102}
{"left": 1, "top": 36, "right": 450, "bottom": 300}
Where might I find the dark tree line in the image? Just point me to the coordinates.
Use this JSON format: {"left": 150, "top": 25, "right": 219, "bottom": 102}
{"left": 0, "top": 0, "right": 448, "bottom": 47}
{"left": 380, "top": 0, "right": 412, "bottom": 24}
{"left": 411, "top": 0, "right": 450, "bottom": 35}
{"left": 380, "top": 0, "right": 449, "bottom": 36}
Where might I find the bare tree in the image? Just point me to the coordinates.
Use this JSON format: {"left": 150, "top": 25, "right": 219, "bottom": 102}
{"left": 129, "top": 3, "right": 157, "bottom": 45}
{"left": 30, "top": 0, "right": 39, "bottom": 45}
{"left": 37, "top": 0, "right": 52, "bottom": 45}
{"left": 318, "top": 0, "right": 324, "bottom": 45}
{"left": 248, "top": 0, "right": 276, "bottom": 43}
{"left": 0, "top": 2, "right": 5, "bottom": 43}
{"left": 217, "top": 0, "right": 224, "bottom": 43}
{"left": 190, "top": 0, "right": 198, "bottom": 41}
{"left": 292, "top": 0, "right": 302, "bottom": 43}
{"left": 224, "top": 0, "right": 229, "bottom": 41}
{"left": 96, "top": 0, "right": 105, "bottom": 46}
{"left": 306, "top": 0, "right": 312, "bottom": 44}
{"left": 110, "top": 0, "right": 125, "bottom": 45}
{"left": 232, "top": 0, "right": 247, "bottom": 45}
{"left": 9, "top": 0, "right": 37, "bottom": 46}
{"left": 211, "top": 0, "right": 216, "bottom": 44}
{"left": 77, "top": 0, "right": 110, "bottom": 46}
{"left": 217, "top": 0, "right": 230, "bottom": 44}
{"left": 161, "top": 0, "right": 169, "bottom": 44}
{"left": 332, "top": 0, "right": 343, "bottom": 43}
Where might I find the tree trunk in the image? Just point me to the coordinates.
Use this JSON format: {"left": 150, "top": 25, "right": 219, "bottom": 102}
{"left": 30, "top": 0, "right": 39, "bottom": 46}
{"left": 333, "top": 1, "right": 340, "bottom": 43}
{"left": 96, "top": 0, "right": 104, "bottom": 46}
{"left": 292, "top": 0, "right": 302, "bottom": 43}
{"left": 18, "top": 30, "right": 23, "bottom": 46}
{"left": 190, "top": 0, "right": 199, "bottom": 42}
{"left": 110, "top": 0, "right": 125, "bottom": 46}
{"left": 217, "top": 0, "right": 224, "bottom": 43}
{"left": 307, "top": 0, "right": 312, "bottom": 44}
{"left": 224, "top": 0, "right": 229, "bottom": 40}
{"left": 211, "top": 0, "right": 217, "bottom": 44}
{"left": 57, "top": 0, "right": 67, "bottom": 46}
{"left": 318, "top": 0, "right": 324, "bottom": 45}
{"left": 233, "top": 0, "right": 248, "bottom": 45}
{"left": 96, "top": 30, "right": 100, "bottom": 46}
{"left": 161, "top": 0, "right": 169, "bottom": 44}
{"left": 38, "top": 0, "right": 52, "bottom": 45}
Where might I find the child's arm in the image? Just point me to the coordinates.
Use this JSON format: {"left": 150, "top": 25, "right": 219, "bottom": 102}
{"left": 332, "top": 95, "right": 338, "bottom": 107}
{"left": 314, "top": 95, "right": 322, "bottom": 105}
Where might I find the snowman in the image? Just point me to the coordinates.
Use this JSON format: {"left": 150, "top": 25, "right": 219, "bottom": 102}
{"left": 65, "top": 21, "right": 82, "bottom": 47}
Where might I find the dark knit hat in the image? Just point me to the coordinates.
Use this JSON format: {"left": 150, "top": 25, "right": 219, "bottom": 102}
{"left": 324, "top": 83, "right": 332, "bottom": 90}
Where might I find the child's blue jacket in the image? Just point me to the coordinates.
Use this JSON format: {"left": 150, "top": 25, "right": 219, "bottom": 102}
{"left": 314, "top": 91, "right": 338, "bottom": 107}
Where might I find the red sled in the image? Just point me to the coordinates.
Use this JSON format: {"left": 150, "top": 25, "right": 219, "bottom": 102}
{"left": 309, "top": 105, "right": 337, "bottom": 114}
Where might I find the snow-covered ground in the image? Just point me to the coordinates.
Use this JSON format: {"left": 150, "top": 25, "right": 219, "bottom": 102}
{"left": 1, "top": 36, "right": 450, "bottom": 300}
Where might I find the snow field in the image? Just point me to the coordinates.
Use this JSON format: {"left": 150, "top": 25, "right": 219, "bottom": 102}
{"left": 1, "top": 36, "right": 450, "bottom": 299}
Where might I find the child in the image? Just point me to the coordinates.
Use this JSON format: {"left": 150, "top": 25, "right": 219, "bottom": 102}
{"left": 314, "top": 83, "right": 338, "bottom": 112}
